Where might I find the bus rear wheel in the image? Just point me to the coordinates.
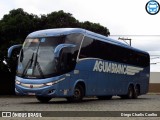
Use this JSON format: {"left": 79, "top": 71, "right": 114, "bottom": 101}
{"left": 133, "top": 85, "right": 140, "bottom": 99}
{"left": 121, "top": 85, "right": 134, "bottom": 99}
{"left": 36, "top": 96, "right": 52, "bottom": 103}
{"left": 97, "top": 96, "right": 112, "bottom": 100}
{"left": 66, "top": 84, "right": 84, "bottom": 102}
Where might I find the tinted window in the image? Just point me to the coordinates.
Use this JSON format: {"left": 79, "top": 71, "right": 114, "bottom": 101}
{"left": 79, "top": 36, "right": 149, "bottom": 67}
{"left": 17, "top": 33, "right": 84, "bottom": 78}
{"left": 59, "top": 33, "right": 84, "bottom": 73}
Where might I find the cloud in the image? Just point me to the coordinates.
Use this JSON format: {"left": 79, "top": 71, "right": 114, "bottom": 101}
{"left": 0, "top": 0, "right": 15, "bottom": 18}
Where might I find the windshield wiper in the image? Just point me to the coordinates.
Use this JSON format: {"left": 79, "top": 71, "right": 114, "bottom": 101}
{"left": 32, "top": 53, "right": 44, "bottom": 78}
{"left": 32, "top": 41, "right": 44, "bottom": 78}
{"left": 21, "top": 52, "right": 34, "bottom": 77}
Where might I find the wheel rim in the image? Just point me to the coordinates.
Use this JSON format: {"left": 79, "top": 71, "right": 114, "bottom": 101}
{"left": 74, "top": 88, "right": 81, "bottom": 99}
{"left": 135, "top": 87, "right": 139, "bottom": 96}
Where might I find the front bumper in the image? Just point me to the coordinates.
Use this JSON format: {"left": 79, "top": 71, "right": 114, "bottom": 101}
{"left": 15, "top": 84, "right": 58, "bottom": 97}
{"left": 15, "top": 76, "right": 64, "bottom": 97}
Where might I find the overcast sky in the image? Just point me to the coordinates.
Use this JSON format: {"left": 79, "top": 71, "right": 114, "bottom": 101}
{"left": 0, "top": 0, "right": 160, "bottom": 71}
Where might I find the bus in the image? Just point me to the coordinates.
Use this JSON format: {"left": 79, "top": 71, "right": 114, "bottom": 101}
{"left": 8, "top": 28, "right": 150, "bottom": 102}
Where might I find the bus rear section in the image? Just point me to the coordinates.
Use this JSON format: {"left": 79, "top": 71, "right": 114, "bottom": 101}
{"left": 77, "top": 35, "right": 150, "bottom": 100}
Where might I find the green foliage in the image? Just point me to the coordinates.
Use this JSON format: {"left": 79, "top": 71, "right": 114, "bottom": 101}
{"left": 0, "top": 8, "right": 39, "bottom": 46}
{"left": 44, "top": 10, "right": 80, "bottom": 28}
{"left": 80, "top": 21, "right": 110, "bottom": 36}
{"left": 0, "top": 8, "right": 110, "bottom": 72}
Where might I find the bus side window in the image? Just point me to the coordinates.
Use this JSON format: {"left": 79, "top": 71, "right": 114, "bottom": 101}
{"left": 59, "top": 48, "right": 76, "bottom": 73}
{"left": 79, "top": 37, "right": 94, "bottom": 59}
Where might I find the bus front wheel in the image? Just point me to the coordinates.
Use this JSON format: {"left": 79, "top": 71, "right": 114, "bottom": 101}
{"left": 66, "top": 84, "right": 84, "bottom": 102}
{"left": 36, "top": 96, "right": 52, "bottom": 103}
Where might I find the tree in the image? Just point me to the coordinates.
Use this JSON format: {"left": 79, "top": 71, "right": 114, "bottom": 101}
{"left": 80, "top": 21, "right": 110, "bottom": 36}
{"left": 0, "top": 8, "right": 40, "bottom": 49}
{"left": 44, "top": 10, "right": 80, "bottom": 28}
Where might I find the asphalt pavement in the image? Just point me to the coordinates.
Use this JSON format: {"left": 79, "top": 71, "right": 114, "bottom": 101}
{"left": 0, "top": 94, "right": 160, "bottom": 120}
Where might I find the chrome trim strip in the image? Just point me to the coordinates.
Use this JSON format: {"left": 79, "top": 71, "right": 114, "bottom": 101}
{"left": 78, "top": 58, "right": 103, "bottom": 62}
{"left": 21, "top": 83, "right": 44, "bottom": 88}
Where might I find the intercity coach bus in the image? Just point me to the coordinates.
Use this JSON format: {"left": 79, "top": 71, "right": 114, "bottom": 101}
{"left": 8, "top": 28, "right": 150, "bottom": 102}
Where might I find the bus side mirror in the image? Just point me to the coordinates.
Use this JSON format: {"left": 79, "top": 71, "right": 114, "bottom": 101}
{"left": 8, "top": 44, "right": 22, "bottom": 58}
{"left": 7, "top": 44, "right": 22, "bottom": 73}
{"left": 54, "top": 44, "right": 76, "bottom": 58}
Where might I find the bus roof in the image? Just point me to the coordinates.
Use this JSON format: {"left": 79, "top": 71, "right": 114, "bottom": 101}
{"left": 27, "top": 28, "right": 149, "bottom": 55}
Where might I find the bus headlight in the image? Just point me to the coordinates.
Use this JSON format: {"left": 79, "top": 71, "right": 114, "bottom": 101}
{"left": 45, "top": 78, "right": 65, "bottom": 86}
{"left": 16, "top": 80, "right": 21, "bottom": 85}
{"left": 45, "top": 82, "right": 54, "bottom": 86}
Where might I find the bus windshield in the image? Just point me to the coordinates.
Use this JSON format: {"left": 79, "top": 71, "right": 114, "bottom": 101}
{"left": 17, "top": 33, "right": 83, "bottom": 78}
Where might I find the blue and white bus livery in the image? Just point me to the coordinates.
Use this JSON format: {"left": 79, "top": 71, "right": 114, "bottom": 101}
{"left": 9, "top": 28, "right": 150, "bottom": 102}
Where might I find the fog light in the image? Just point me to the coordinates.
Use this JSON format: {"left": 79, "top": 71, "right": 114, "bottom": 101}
{"left": 48, "top": 89, "right": 55, "bottom": 94}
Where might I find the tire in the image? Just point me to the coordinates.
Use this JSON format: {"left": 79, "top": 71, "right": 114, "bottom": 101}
{"left": 36, "top": 96, "right": 52, "bottom": 103}
{"left": 121, "top": 85, "right": 134, "bottom": 99}
{"left": 133, "top": 85, "right": 140, "bottom": 99}
{"left": 127, "top": 85, "right": 134, "bottom": 99}
{"left": 97, "top": 96, "right": 112, "bottom": 100}
{"left": 66, "top": 84, "right": 84, "bottom": 102}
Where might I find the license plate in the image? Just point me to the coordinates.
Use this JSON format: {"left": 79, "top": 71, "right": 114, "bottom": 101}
{"left": 28, "top": 93, "right": 35, "bottom": 95}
